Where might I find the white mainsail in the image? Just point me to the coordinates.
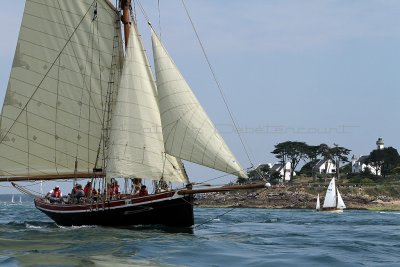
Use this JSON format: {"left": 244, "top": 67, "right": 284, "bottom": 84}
{"left": 337, "top": 189, "right": 346, "bottom": 209}
{"left": 322, "top": 178, "right": 337, "bottom": 208}
{"left": 316, "top": 194, "right": 320, "bottom": 210}
{"left": 151, "top": 29, "right": 247, "bottom": 178}
{"left": 0, "top": 0, "right": 121, "bottom": 176}
{"left": 106, "top": 23, "right": 187, "bottom": 183}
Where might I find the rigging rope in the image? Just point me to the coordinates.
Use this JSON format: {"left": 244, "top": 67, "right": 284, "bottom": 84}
{"left": 136, "top": 0, "right": 151, "bottom": 25}
{"left": 180, "top": 0, "right": 254, "bottom": 169}
{"left": 0, "top": 1, "right": 99, "bottom": 145}
{"left": 157, "top": 0, "right": 162, "bottom": 39}
{"left": 192, "top": 186, "right": 271, "bottom": 229}
{"left": 132, "top": 1, "right": 256, "bottom": 181}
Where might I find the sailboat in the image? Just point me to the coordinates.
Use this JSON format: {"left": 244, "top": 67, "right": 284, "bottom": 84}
{"left": 0, "top": 0, "right": 261, "bottom": 227}
{"left": 11, "top": 195, "right": 15, "bottom": 204}
{"left": 19, "top": 195, "right": 22, "bottom": 203}
{"left": 317, "top": 178, "right": 346, "bottom": 212}
{"left": 315, "top": 194, "right": 320, "bottom": 211}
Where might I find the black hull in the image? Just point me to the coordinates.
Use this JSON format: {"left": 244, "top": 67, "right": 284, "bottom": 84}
{"left": 34, "top": 192, "right": 194, "bottom": 227}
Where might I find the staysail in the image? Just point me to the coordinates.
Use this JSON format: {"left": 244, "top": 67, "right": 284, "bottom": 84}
{"left": 0, "top": 0, "right": 121, "bottom": 177}
{"left": 151, "top": 30, "right": 247, "bottom": 178}
{"left": 106, "top": 23, "right": 187, "bottom": 183}
{"left": 322, "top": 178, "right": 337, "bottom": 208}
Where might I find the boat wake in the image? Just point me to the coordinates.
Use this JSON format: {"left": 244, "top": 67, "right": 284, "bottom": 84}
{"left": 56, "top": 224, "right": 97, "bottom": 230}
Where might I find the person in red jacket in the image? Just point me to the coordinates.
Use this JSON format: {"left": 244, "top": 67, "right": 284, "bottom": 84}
{"left": 84, "top": 181, "right": 92, "bottom": 197}
{"left": 138, "top": 185, "right": 148, "bottom": 197}
{"left": 46, "top": 186, "right": 62, "bottom": 203}
{"left": 113, "top": 181, "right": 120, "bottom": 195}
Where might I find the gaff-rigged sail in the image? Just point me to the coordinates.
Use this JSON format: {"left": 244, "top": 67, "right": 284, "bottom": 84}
{"left": 0, "top": 0, "right": 122, "bottom": 177}
{"left": 151, "top": 30, "right": 247, "bottom": 178}
{"left": 106, "top": 23, "right": 187, "bottom": 183}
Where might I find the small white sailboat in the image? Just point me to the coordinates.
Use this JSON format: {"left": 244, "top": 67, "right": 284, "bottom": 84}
{"left": 11, "top": 195, "right": 14, "bottom": 203}
{"left": 317, "top": 178, "right": 346, "bottom": 212}
{"left": 316, "top": 194, "right": 320, "bottom": 211}
{"left": 19, "top": 196, "right": 22, "bottom": 203}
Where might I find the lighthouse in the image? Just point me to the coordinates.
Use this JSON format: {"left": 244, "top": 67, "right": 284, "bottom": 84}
{"left": 376, "top": 137, "right": 384, "bottom": 150}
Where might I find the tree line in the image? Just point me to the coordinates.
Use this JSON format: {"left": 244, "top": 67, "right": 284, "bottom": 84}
{"left": 247, "top": 141, "right": 400, "bottom": 182}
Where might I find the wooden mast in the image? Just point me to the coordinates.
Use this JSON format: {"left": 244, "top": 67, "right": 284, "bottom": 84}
{"left": 119, "top": 0, "right": 131, "bottom": 48}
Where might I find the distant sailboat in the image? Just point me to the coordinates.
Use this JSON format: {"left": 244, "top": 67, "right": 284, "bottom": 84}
{"left": 316, "top": 194, "right": 320, "bottom": 211}
{"left": 19, "top": 196, "right": 22, "bottom": 203}
{"left": 317, "top": 178, "right": 346, "bottom": 212}
{"left": 11, "top": 195, "right": 14, "bottom": 203}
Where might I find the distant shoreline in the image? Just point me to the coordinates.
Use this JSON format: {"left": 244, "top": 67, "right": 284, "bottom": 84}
{"left": 194, "top": 184, "right": 400, "bottom": 211}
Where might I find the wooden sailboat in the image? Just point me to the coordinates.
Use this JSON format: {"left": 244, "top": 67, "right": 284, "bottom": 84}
{"left": 0, "top": 0, "right": 262, "bottom": 227}
{"left": 317, "top": 178, "right": 346, "bottom": 212}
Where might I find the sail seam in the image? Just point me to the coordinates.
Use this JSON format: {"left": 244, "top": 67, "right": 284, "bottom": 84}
{"left": 0, "top": 112, "right": 102, "bottom": 142}
{"left": 0, "top": 0, "right": 98, "bottom": 145}
{"left": 178, "top": 107, "right": 199, "bottom": 157}
{"left": 0, "top": 143, "right": 86, "bottom": 176}
{"left": 0, "top": 131, "right": 98, "bottom": 161}
{"left": 10, "top": 76, "right": 108, "bottom": 105}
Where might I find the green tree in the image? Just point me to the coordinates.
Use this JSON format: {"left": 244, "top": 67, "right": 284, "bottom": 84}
{"left": 272, "top": 141, "right": 308, "bottom": 181}
{"left": 299, "top": 159, "right": 319, "bottom": 177}
{"left": 330, "top": 143, "right": 351, "bottom": 180}
{"left": 246, "top": 164, "right": 270, "bottom": 181}
{"left": 318, "top": 143, "right": 332, "bottom": 180}
{"left": 246, "top": 169, "right": 258, "bottom": 180}
{"left": 367, "top": 147, "right": 400, "bottom": 177}
{"left": 304, "top": 145, "right": 320, "bottom": 179}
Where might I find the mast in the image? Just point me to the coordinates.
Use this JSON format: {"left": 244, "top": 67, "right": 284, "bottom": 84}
{"left": 120, "top": 0, "right": 132, "bottom": 48}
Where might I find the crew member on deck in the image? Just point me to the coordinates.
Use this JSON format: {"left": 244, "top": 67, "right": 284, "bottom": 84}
{"left": 75, "top": 184, "right": 85, "bottom": 203}
{"left": 84, "top": 181, "right": 92, "bottom": 197}
{"left": 138, "top": 185, "right": 148, "bottom": 197}
{"left": 113, "top": 180, "right": 120, "bottom": 195}
{"left": 46, "top": 186, "right": 63, "bottom": 203}
{"left": 131, "top": 178, "right": 142, "bottom": 194}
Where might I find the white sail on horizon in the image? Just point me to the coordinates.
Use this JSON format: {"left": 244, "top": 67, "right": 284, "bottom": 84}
{"left": 106, "top": 23, "right": 187, "bottom": 183}
{"left": 151, "top": 29, "right": 247, "bottom": 178}
{"left": 316, "top": 194, "right": 320, "bottom": 210}
{"left": 0, "top": 0, "right": 121, "bottom": 176}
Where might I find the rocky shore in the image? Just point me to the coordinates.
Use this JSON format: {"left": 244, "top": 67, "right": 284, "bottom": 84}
{"left": 194, "top": 184, "right": 400, "bottom": 210}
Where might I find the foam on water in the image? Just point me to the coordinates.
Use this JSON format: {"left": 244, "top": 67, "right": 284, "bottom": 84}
{"left": 0, "top": 205, "right": 400, "bottom": 266}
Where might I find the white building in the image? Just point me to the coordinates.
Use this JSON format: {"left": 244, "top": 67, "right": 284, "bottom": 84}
{"left": 270, "top": 162, "right": 296, "bottom": 181}
{"left": 351, "top": 138, "right": 384, "bottom": 176}
{"left": 351, "top": 155, "right": 381, "bottom": 175}
{"left": 312, "top": 159, "right": 336, "bottom": 174}
{"left": 376, "top": 137, "right": 384, "bottom": 150}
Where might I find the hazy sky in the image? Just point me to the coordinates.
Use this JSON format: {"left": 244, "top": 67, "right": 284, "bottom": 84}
{"left": 0, "top": 0, "right": 399, "bottom": 193}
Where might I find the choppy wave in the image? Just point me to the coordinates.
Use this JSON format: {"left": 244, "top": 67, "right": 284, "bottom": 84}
{"left": 0, "top": 205, "right": 400, "bottom": 266}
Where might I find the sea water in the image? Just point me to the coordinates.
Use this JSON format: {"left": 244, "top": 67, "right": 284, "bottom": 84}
{"left": 0, "top": 202, "right": 399, "bottom": 267}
